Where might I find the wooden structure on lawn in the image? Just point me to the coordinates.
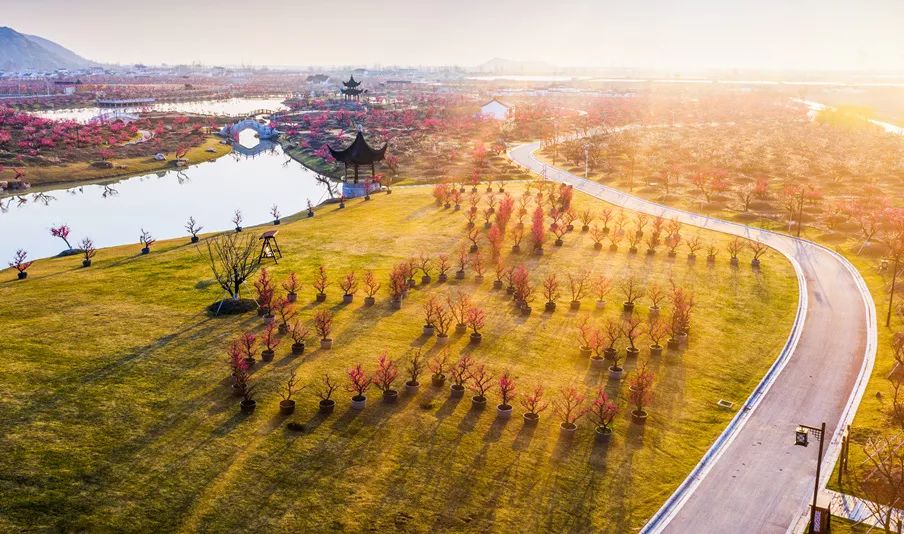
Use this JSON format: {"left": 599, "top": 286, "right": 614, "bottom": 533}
{"left": 328, "top": 130, "right": 386, "bottom": 184}
{"left": 258, "top": 230, "right": 282, "bottom": 264}
{"left": 340, "top": 75, "right": 365, "bottom": 101}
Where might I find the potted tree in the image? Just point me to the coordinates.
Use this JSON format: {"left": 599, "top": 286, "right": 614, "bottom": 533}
{"left": 288, "top": 320, "right": 309, "bottom": 355}
{"left": 362, "top": 270, "right": 381, "bottom": 306}
{"left": 590, "top": 225, "right": 606, "bottom": 250}
{"left": 405, "top": 349, "right": 425, "bottom": 394}
{"left": 346, "top": 363, "right": 372, "bottom": 409}
{"left": 567, "top": 271, "right": 588, "bottom": 310}
{"left": 271, "top": 204, "right": 281, "bottom": 225}
{"left": 510, "top": 224, "right": 524, "bottom": 253}
{"left": 273, "top": 297, "right": 296, "bottom": 334}
{"left": 471, "top": 250, "right": 486, "bottom": 283}
{"left": 622, "top": 316, "right": 642, "bottom": 359}
{"left": 139, "top": 229, "right": 155, "bottom": 255}
{"left": 279, "top": 370, "right": 301, "bottom": 415}
{"left": 374, "top": 353, "right": 400, "bottom": 403}
{"left": 543, "top": 273, "right": 560, "bottom": 312}
{"left": 647, "top": 283, "right": 665, "bottom": 316}
{"left": 450, "top": 354, "right": 473, "bottom": 398}
{"left": 727, "top": 237, "right": 742, "bottom": 267}
{"left": 260, "top": 322, "right": 280, "bottom": 362}
{"left": 339, "top": 271, "right": 358, "bottom": 304}
{"left": 579, "top": 209, "right": 595, "bottom": 232}
{"left": 306, "top": 199, "right": 315, "bottom": 218}
{"left": 314, "top": 310, "right": 334, "bottom": 349}
{"left": 433, "top": 300, "right": 451, "bottom": 344}
{"left": 553, "top": 386, "right": 587, "bottom": 438}
{"left": 604, "top": 320, "right": 624, "bottom": 379}
{"left": 447, "top": 292, "right": 470, "bottom": 334}
{"left": 465, "top": 305, "right": 486, "bottom": 344}
{"left": 227, "top": 341, "right": 246, "bottom": 397}
{"left": 254, "top": 268, "right": 275, "bottom": 322}
{"left": 588, "top": 326, "right": 607, "bottom": 370}
{"left": 749, "top": 240, "right": 768, "bottom": 268}
{"left": 531, "top": 206, "right": 546, "bottom": 255}
{"left": 497, "top": 371, "right": 515, "bottom": 419}
{"left": 592, "top": 274, "right": 611, "bottom": 310}
{"left": 455, "top": 246, "right": 468, "bottom": 280}
{"left": 706, "top": 243, "right": 718, "bottom": 264}
{"left": 619, "top": 276, "right": 645, "bottom": 313}
{"left": 468, "top": 363, "right": 494, "bottom": 410}
{"left": 282, "top": 272, "right": 300, "bottom": 303}
{"left": 578, "top": 318, "right": 594, "bottom": 357}
{"left": 418, "top": 253, "right": 433, "bottom": 285}
{"left": 628, "top": 362, "right": 655, "bottom": 424}
{"left": 388, "top": 264, "right": 407, "bottom": 310}
{"left": 422, "top": 296, "right": 441, "bottom": 337}
{"left": 232, "top": 209, "right": 243, "bottom": 233}
{"left": 239, "top": 331, "right": 257, "bottom": 368}
{"left": 648, "top": 318, "right": 668, "bottom": 357}
{"left": 589, "top": 388, "right": 618, "bottom": 443}
{"left": 8, "top": 249, "right": 33, "bottom": 280}
{"left": 237, "top": 368, "right": 256, "bottom": 414}
{"left": 80, "top": 237, "right": 96, "bottom": 267}
{"left": 429, "top": 349, "right": 450, "bottom": 387}
{"left": 520, "top": 384, "right": 549, "bottom": 425}
{"left": 317, "top": 374, "right": 338, "bottom": 414}
{"left": 312, "top": 265, "right": 330, "bottom": 302}
{"left": 686, "top": 235, "right": 703, "bottom": 262}
{"left": 185, "top": 216, "right": 203, "bottom": 244}
{"left": 437, "top": 253, "right": 451, "bottom": 283}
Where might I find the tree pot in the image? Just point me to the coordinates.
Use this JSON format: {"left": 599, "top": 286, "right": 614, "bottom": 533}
{"left": 590, "top": 356, "right": 607, "bottom": 370}
{"left": 493, "top": 280, "right": 504, "bottom": 290}
{"left": 470, "top": 332, "right": 482, "bottom": 344}
{"left": 521, "top": 305, "right": 532, "bottom": 316}
{"left": 351, "top": 395, "right": 367, "bottom": 409}
{"left": 390, "top": 298, "right": 402, "bottom": 310}
{"left": 629, "top": 247, "right": 638, "bottom": 254}
{"left": 455, "top": 270, "right": 465, "bottom": 280}
{"left": 342, "top": 294, "right": 354, "bottom": 304}
{"left": 405, "top": 381, "right": 420, "bottom": 395}
{"left": 455, "top": 323, "right": 467, "bottom": 334}
{"left": 261, "top": 349, "right": 275, "bottom": 362}
{"left": 471, "top": 395, "right": 487, "bottom": 409}
{"left": 279, "top": 399, "right": 296, "bottom": 415}
{"left": 580, "top": 346, "right": 592, "bottom": 358}
{"left": 603, "top": 227, "right": 610, "bottom": 235}
{"left": 450, "top": 384, "right": 465, "bottom": 398}
{"left": 570, "top": 300, "right": 581, "bottom": 310}
{"left": 235, "top": 227, "right": 243, "bottom": 233}
{"left": 751, "top": 258, "right": 761, "bottom": 269}
{"left": 484, "top": 222, "right": 492, "bottom": 229}
{"left": 432, "top": 374, "right": 446, "bottom": 387}
{"left": 454, "top": 204, "right": 460, "bottom": 211}
{"left": 533, "top": 247, "right": 543, "bottom": 256}
{"left": 594, "top": 242, "right": 603, "bottom": 250}
{"left": 421, "top": 275, "right": 432, "bottom": 285}
{"left": 730, "top": 257, "right": 739, "bottom": 267}
{"left": 438, "top": 273, "right": 448, "bottom": 283}
{"left": 364, "top": 296, "right": 376, "bottom": 306}
{"left": 382, "top": 390, "right": 399, "bottom": 403}
{"left": 596, "top": 299, "right": 606, "bottom": 310}
{"left": 631, "top": 410, "right": 648, "bottom": 425}
{"left": 339, "top": 202, "right": 345, "bottom": 209}
{"left": 545, "top": 302, "right": 557, "bottom": 312}
{"left": 668, "top": 251, "right": 677, "bottom": 258}
{"left": 595, "top": 426, "right": 612, "bottom": 443}
{"left": 423, "top": 324, "right": 435, "bottom": 337}
{"left": 560, "top": 422, "right": 577, "bottom": 437}
{"left": 609, "top": 366, "right": 624, "bottom": 380}
{"left": 191, "top": 236, "right": 200, "bottom": 244}
{"left": 82, "top": 259, "right": 92, "bottom": 267}
{"left": 318, "top": 399, "right": 335, "bottom": 414}
{"left": 17, "top": 271, "right": 27, "bottom": 280}
{"left": 506, "top": 286, "right": 515, "bottom": 295}
{"left": 274, "top": 219, "right": 281, "bottom": 225}
{"left": 287, "top": 292, "right": 298, "bottom": 303}
{"left": 688, "top": 254, "right": 696, "bottom": 263}
{"left": 554, "top": 239, "right": 564, "bottom": 247}
{"left": 469, "top": 244, "right": 479, "bottom": 253}
{"left": 623, "top": 302, "right": 635, "bottom": 313}
{"left": 582, "top": 225, "right": 590, "bottom": 232}
{"left": 240, "top": 399, "right": 256, "bottom": 414}
{"left": 474, "top": 275, "right": 484, "bottom": 283}
{"left": 649, "top": 306, "right": 660, "bottom": 317}
{"left": 263, "top": 314, "right": 275, "bottom": 325}
{"left": 320, "top": 338, "right": 332, "bottom": 349}
{"left": 707, "top": 255, "right": 716, "bottom": 264}
{"left": 667, "top": 338, "right": 680, "bottom": 350}
{"left": 523, "top": 412, "right": 540, "bottom": 426}
{"left": 244, "top": 357, "right": 256, "bottom": 368}
{"left": 141, "top": 247, "right": 150, "bottom": 255}
{"left": 316, "top": 293, "right": 327, "bottom": 303}
{"left": 511, "top": 244, "right": 521, "bottom": 253}
{"left": 626, "top": 347, "right": 640, "bottom": 359}
{"left": 677, "top": 333, "right": 689, "bottom": 347}
{"left": 650, "top": 344, "right": 663, "bottom": 357}
{"left": 308, "top": 211, "right": 314, "bottom": 218}
{"left": 291, "top": 342, "right": 305, "bottom": 356}
{"left": 497, "top": 404, "right": 513, "bottom": 419}
{"left": 604, "top": 347, "right": 617, "bottom": 361}
{"left": 609, "top": 244, "right": 618, "bottom": 252}
{"left": 435, "top": 333, "right": 448, "bottom": 345}
{"left": 646, "top": 249, "right": 655, "bottom": 256}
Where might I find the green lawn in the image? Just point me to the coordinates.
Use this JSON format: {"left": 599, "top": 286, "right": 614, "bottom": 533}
{"left": 0, "top": 183, "right": 797, "bottom": 532}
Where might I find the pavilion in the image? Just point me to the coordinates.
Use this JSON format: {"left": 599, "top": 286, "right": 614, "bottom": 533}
{"left": 328, "top": 130, "right": 386, "bottom": 198}
{"left": 340, "top": 75, "right": 365, "bottom": 101}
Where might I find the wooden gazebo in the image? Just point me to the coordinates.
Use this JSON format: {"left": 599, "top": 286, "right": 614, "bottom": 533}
{"left": 328, "top": 130, "right": 386, "bottom": 184}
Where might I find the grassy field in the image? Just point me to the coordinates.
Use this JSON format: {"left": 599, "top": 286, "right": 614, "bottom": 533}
{"left": 16, "top": 136, "right": 231, "bottom": 190}
{"left": 0, "top": 183, "right": 797, "bottom": 532}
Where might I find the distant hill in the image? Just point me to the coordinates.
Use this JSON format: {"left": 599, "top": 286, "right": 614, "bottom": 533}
{"left": 0, "top": 27, "right": 96, "bottom": 72}
{"left": 476, "top": 57, "right": 558, "bottom": 74}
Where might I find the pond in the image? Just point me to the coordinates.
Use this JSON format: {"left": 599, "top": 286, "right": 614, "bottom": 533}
{"left": 31, "top": 96, "right": 288, "bottom": 123}
{"left": 1, "top": 130, "right": 334, "bottom": 262}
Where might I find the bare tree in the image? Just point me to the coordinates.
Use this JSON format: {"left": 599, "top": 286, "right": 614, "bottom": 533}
{"left": 854, "top": 433, "right": 904, "bottom": 533}
{"left": 205, "top": 233, "right": 261, "bottom": 300}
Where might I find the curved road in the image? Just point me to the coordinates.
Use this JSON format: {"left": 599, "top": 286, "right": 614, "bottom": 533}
{"left": 509, "top": 142, "right": 876, "bottom": 533}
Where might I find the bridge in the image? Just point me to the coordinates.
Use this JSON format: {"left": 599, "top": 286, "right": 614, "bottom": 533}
{"left": 219, "top": 118, "right": 279, "bottom": 140}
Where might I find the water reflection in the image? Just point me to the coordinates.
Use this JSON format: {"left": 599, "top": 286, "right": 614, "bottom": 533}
{"left": 30, "top": 97, "right": 288, "bottom": 123}
{"left": 1, "top": 140, "right": 333, "bottom": 260}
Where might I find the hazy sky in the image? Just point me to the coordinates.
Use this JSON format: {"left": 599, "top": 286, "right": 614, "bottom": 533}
{"left": 4, "top": 0, "right": 903, "bottom": 72}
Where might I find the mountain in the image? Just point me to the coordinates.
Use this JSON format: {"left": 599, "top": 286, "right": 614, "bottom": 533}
{"left": 476, "top": 57, "right": 559, "bottom": 74}
{"left": 0, "top": 27, "right": 96, "bottom": 72}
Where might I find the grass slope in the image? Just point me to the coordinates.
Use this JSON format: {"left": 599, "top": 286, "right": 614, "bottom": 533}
{"left": 0, "top": 183, "right": 796, "bottom": 532}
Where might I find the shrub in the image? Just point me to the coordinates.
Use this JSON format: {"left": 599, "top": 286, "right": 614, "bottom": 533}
{"left": 239, "top": 331, "right": 257, "bottom": 363}
{"left": 520, "top": 384, "right": 549, "bottom": 416}
{"left": 512, "top": 264, "right": 534, "bottom": 305}
{"left": 456, "top": 246, "right": 468, "bottom": 274}
{"left": 406, "top": 349, "right": 426, "bottom": 386}
{"left": 362, "top": 270, "right": 381, "bottom": 297}
{"left": 346, "top": 363, "right": 372, "bottom": 399}
{"left": 50, "top": 224, "right": 72, "bottom": 249}
{"left": 590, "top": 225, "right": 607, "bottom": 247}
{"left": 496, "top": 194, "right": 514, "bottom": 228}
{"left": 465, "top": 305, "right": 486, "bottom": 335}
{"left": 79, "top": 238, "right": 96, "bottom": 263}
{"left": 312, "top": 265, "right": 330, "bottom": 298}
{"left": 429, "top": 349, "right": 450, "bottom": 379}
{"left": 261, "top": 322, "right": 280, "bottom": 352}
{"left": 619, "top": 276, "right": 645, "bottom": 305}
{"left": 139, "top": 229, "right": 155, "bottom": 251}
{"left": 579, "top": 209, "right": 595, "bottom": 229}
{"left": 317, "top": 374, "right": 338, "bottom": 401}
{"left": 273, "top": 296, "right": 296, "bottom": 330}
{"left": 468, "top": 363, "right": 494, "bottom": 400}
{"left": 185, "top": 216, "right": 203, "bottom": 240}
{"left": 470, "top": 250, "right": 486, "bottom": 278}
{"left": 451, "top": 354, "right": 474, "bottom": 387}
{"left": 727, "top": 237, "right": 743, "bottom": 259}
{"left": 288, "top": 320, "right": 310, "bottom": 345}
{"left": 254, "top": 267, "right": 275, "bottom": 314}
{"left": 543, "top": 273, "right": 561, "bottom": 305}
{"left": 749, "top": 240, "right": 769, "bottom": 262}
{"left": 592, "top": 274, "right": 612, "bottom": 302}
{"left": 628, "top": 362, "right": 655, "bottom": 416}
{"left": 487, "top": 225, "right": 503, "bottom": 259}
{"left": 446, "top": 291, "right": 470, "bottom": 328}
{"left": 388, "top": 263, "right": 408, "bottom": 301}
{"left": 553, "top": 386, "right": 587, "bottom": 427}
{"left": 530, "top": 206, "right": 546, "bottom": 250}
{"left": 498, "top": 370, "right": 516, "bottom": 409}
{"left": 509, "top": 224, "right": 525, "bottom": 249}
{"left": 436, "top": 254, "right": 451, "bottom": 277}
{"left": 280, "top": 370, "right": 301, "bottom": 402}
{"left": 567, "top": 271, "right": 589, "bottom": 303}
{"left": 313, "top": 310, "right": 333, "bottom": 340}
{"left": 590, "top": 388, "right": 618, "bottom": 431}
{"left": 373, "top": 353, "right": 400, "bottom": 393}
{"left": 8, "top": 249, "right": 33, "bottom": 274}
{"left": 339, "top": 271, "right": 358, "bottom": 296}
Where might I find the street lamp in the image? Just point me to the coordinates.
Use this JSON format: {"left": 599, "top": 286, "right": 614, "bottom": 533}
{"left": 795, "top": 422, "right": 826, "bottom": 533}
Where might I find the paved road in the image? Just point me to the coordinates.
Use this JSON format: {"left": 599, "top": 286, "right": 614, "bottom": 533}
{"left": 509, "top": 142, "right": 876, "bottom": 533}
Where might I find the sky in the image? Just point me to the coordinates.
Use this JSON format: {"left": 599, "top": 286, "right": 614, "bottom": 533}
{"left": 3, "top": 0, "right": 903, "bottom": 72}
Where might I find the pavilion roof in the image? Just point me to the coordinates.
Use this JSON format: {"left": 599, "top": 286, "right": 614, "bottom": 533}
{"left": 328, "top": 131, "right": 386, "bottom": 165}
{"left": 343, "top": 75, "right": 361, "bottom": 88}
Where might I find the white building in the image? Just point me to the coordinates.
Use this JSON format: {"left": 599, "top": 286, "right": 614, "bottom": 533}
{"left": 480, "top": 98, "right": 512, "bottom": 121}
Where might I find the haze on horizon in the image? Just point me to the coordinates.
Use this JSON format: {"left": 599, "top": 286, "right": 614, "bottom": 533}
{"left": 4, "top": 0, "right": 904, "bottom": 73}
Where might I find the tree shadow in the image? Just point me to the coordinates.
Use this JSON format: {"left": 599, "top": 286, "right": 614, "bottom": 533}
{"left": 457, "top": 404, "right": 483, "bottom": 433}
{"left": 512, "top": 420, "right": 537, "bottom": 451}
{"left": 435, "top": 393, "right": 461, "bottom": 422}
{"left": 483, "top": 416, "right": 509, "bottom": 443}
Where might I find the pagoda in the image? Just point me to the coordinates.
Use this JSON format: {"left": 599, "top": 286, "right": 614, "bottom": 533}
{"left": 340, "top": 75, "right": 365, "bottom": 101}
{"left": 328, "top": 130, "right": 386, "bottom": 184}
